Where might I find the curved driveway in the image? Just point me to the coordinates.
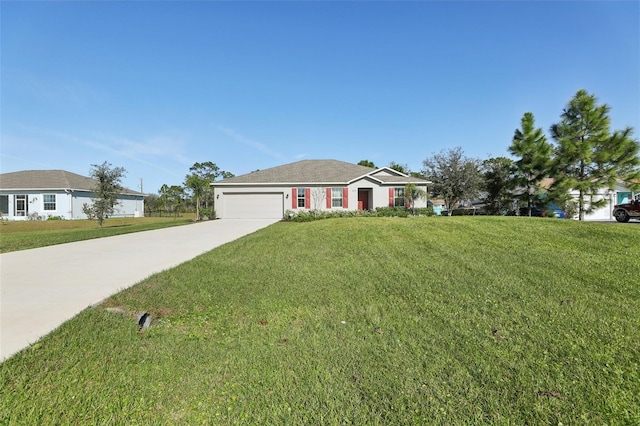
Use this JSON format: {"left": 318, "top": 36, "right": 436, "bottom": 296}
{"left": 0, "top": 219, "right": 278, "bottom": 361}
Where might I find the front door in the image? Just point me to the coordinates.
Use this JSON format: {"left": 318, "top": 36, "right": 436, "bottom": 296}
{"left": 15, "top": 195, "right": 27, "bottom": 217}
{"left": 358, "top": 189, "right": 369, "bottom": 210}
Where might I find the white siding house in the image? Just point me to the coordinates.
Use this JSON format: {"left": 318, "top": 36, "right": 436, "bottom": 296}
{"left": 212, "top": 159, "right": 430, "bottom": 219}
{"left": 0, "top": 170, "right": 144, "bottom": 220}
{"left": 569, "top": 181, "right": 637, "bottom": 221}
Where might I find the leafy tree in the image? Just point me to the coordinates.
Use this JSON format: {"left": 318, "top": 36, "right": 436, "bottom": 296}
{"left": 82, "top": 162, "right": 126, "bottom": 227}
{"left": 144, "top": 194, "right": 160, "bottom": 216}
{"left": 550, "top": 89, "right": 640, "bottom": 220}
{"left": 389, "top": 162, "right": 409, "bottom": 174}
{"left": 509, "top": 112, "right": 553, "bottom": 216}
{"left": 184, "top": 174, "right": 208, "bottom": 220}
{"left": 159, "top": 184, "right": 185, "bottom": 217}
{"left": 166, "top": 185, "right": 185, "bottom": 217}
{"left": 422, "top": 147, "right": 483, "bottom": 215}
{"left": 187, "top": 162, "right": 235, "bottom": 208}
{"left": 358, "top": 160, "right": 376, "bottom": 168}
{"left": 482, "top": 157, "right": 515, "bottom": 215}
{"left": 404, "top": 183, "right": 426, "bottom": 216}
{"left": 158, "top": 184, "right": 171, "bottom": 216}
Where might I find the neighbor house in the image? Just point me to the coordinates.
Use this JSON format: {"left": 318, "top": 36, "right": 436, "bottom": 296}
{"left": 212, "top": 159, "right": 431, "bottom": 219}
{"left": 536, "top": 178, "right": 637, "bottom": 220}
{"left": 568, "top": 181, "right": 637, "bottom": 221}
{"left": 0, "top": 170, "right": 144, "bottom": 220}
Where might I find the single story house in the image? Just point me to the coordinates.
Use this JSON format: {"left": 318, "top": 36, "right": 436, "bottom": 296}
{"left": 0, "top": 170, "right": 144, "bottom": 220}
{"left": 536, "top": 178, "right": 637, "bottom": 220}
{"left": 568, "top": 181, "right": 637, "bottom": 221}
{"left": 212, "top": 159, "right": 431, "bottom": 219}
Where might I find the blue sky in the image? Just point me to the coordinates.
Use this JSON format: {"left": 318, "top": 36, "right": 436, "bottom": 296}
{"left": 2, "top": 1, "right": 638, "bottom": 194}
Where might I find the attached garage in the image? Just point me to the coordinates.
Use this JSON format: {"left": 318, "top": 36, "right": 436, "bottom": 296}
{"left": 222, "top": 192, "right": 284, "bottom": 219}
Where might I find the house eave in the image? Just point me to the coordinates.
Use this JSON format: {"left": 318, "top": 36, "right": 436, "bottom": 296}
{"left": 212, "top": 181, "right": 349, "bottom": 187}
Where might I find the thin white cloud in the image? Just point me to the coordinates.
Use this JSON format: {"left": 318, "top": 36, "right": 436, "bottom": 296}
{"left": 216, "top": 126, "right": 286, "bottom": 162}
{"left": 4, "top": 68, "right": 106, "bottom": 106}
{"left": 45, "top": 130, "right": 188, "bottom": 178}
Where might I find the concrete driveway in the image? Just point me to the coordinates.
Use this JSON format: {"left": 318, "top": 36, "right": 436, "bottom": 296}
{"left": 0, "top": 219, "right": 279, "bottom": 361}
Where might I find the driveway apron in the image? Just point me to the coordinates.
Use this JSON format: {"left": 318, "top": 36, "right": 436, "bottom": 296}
{"left": 0, "top": 219, "right": 278, "bottom": 361}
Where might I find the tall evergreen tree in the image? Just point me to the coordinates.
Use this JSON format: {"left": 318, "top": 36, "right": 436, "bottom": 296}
{"left": 509, "top": 112, "right": 552, "bottom": 216}
{"left": 482, "top": 157, "right": 515, "bottom": 215}
{"left": 550, "top": 90, "right": 640, "bottom": 220}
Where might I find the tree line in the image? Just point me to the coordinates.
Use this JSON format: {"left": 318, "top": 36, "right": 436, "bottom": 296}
{"left": 88, "top": 89, "right": 637, "bottom": 224}
{"left": 144, "top": 161, "right": 234, "bottom": 219}
{"left": 364, "top": 90, "right": 640, "bottom": 220}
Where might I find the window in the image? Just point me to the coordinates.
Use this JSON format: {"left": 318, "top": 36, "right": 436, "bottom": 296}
{"left": 331, "top": 188, "right": 343, "bottom": 207}
{"left": 394, "top": 188, "right": 405, "bottom": 207}
{"left": 297, "top": 187, "right": 306, "bottom": 208}
{"left": 43, "top": 194, "right": 56, "bottom": 211}
{"left": 0, "top": 195, "right": 8, "bottom": 215}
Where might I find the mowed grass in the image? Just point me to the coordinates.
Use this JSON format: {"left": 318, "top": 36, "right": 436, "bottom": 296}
{"left": 1, "top": 217, "right": 639, "bottom": 424}
{"left": 0, "top": 216, "right": 194, "bottom": 253}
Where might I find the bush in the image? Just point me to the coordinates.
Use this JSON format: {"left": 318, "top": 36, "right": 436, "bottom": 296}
{"left": 46, "top": 215, "right": 64, "bottom": 221}
{"left": 200, "top": 208, "right": 216, "bottom": 220}
{"left": 27, "top": 212, "right": 45, "bottom": 221}
{"left": 284, "top": 207, "right": 432, "bottom": 222}
{"left": 374, "top": 207, "right": 409, "bottom": 217}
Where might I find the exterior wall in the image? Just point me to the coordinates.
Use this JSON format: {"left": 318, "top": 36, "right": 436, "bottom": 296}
{"left": 568, "top": 183, "right": 636, "bottom": 221}
{"left": 0, "top": 190, "right": 144, "bottom": 220}
{"left": 213, "top": 181, "right": 429, "bottom": 218}
{"left": 213, "top": 186, "right": 290, "bottom": 219}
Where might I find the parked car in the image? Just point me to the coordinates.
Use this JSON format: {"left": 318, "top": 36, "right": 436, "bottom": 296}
{"left": 450, "top": 206, "right": 487, "bottom": 216}
{"left": 613, "top": 198, "right": 640, "bottom": 223}
{"left": 507, "top": 205, "right": 567, "bottom": 218}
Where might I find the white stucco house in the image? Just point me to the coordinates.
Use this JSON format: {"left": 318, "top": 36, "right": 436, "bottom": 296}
{"left": 0, "top": 170, "right": 144, "bottom": 220}
{"left": 568, "top": 181, "right": 638, "bottom": 221}
{"left": 212, "top": 159, "right": 431, "bottom": 219}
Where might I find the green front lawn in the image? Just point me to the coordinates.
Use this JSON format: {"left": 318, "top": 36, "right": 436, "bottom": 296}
{"left": 1, "top": 217, "right": 639, "bottom": 424}
{"left": 0, "top": 216, "right": 195, "bottom": 253}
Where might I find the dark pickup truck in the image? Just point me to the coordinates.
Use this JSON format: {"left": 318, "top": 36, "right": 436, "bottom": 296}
{"left": 613, "top": 198, "right": 640, "bottom": 223}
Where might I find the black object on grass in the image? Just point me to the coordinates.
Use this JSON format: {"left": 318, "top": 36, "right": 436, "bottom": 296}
{"left": 137, "top": 312, "right": 151, "bottom": 331}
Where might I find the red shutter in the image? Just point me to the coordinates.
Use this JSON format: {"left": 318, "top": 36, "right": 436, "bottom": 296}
{"left": 389, "top": 188, "right": 394, "bottom": 207}
{"left": 292, "top": 188, "right": 297, "bottom": 209}
{"left": 326, "top": 188, "right": 332, "bottom": 209}
{"left": 305, "top": 188, "right": 311, "bottom": 209}
{"left": 343, "top": 187, "right": 348, "bottom": 209}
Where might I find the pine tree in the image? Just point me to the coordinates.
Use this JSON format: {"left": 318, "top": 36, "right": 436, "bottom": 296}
{"left": 482, "top": 157, "right": 515, "bottom": 215}
{"left": 550, "top": 90, "right": 640, "bottom": 220}
{"left": 509, "top": 112, "right": 552, "bottom": 216}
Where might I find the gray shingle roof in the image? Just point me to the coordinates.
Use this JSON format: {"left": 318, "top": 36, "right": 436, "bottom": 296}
{"left": 215, "top": 159, "right": 429, "bottom": 185}
{"left": 0, "top": 170, "right": 143, "bottom": 195}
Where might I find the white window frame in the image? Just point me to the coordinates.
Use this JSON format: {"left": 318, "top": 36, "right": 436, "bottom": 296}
{"left": 297, "top": 188, "right": 306, "bottom": 208}
{"left": 43, "top": 194, "right": 56, "bottom": 211}
{"left": 394, "top": 188, "right": 405, "bottom": 207}
{"left": 331, "top": 188, "right": 343, "bottom": 208}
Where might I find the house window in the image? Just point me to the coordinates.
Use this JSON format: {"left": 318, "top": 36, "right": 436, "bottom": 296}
{"left": 394, "top": 188, "right": 405, "bottom": 207}
{"left": 297, "top": 187, "right": 306, "bottom": 208}
{"left": 331, "top": 188, "right": 343, "bottom": 207}
{"left": 15, "top": 195, "right": 27, "bottom": 216}
{"left": 0, "top": 195, "right": 8, "bottom": 215}
{"left": 43, "top": 194, "right": 56, "bottom": 211}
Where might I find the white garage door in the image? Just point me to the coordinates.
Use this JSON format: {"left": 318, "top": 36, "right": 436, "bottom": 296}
{"left": 223, "top": 193, "right": 283, "bottom": 219}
